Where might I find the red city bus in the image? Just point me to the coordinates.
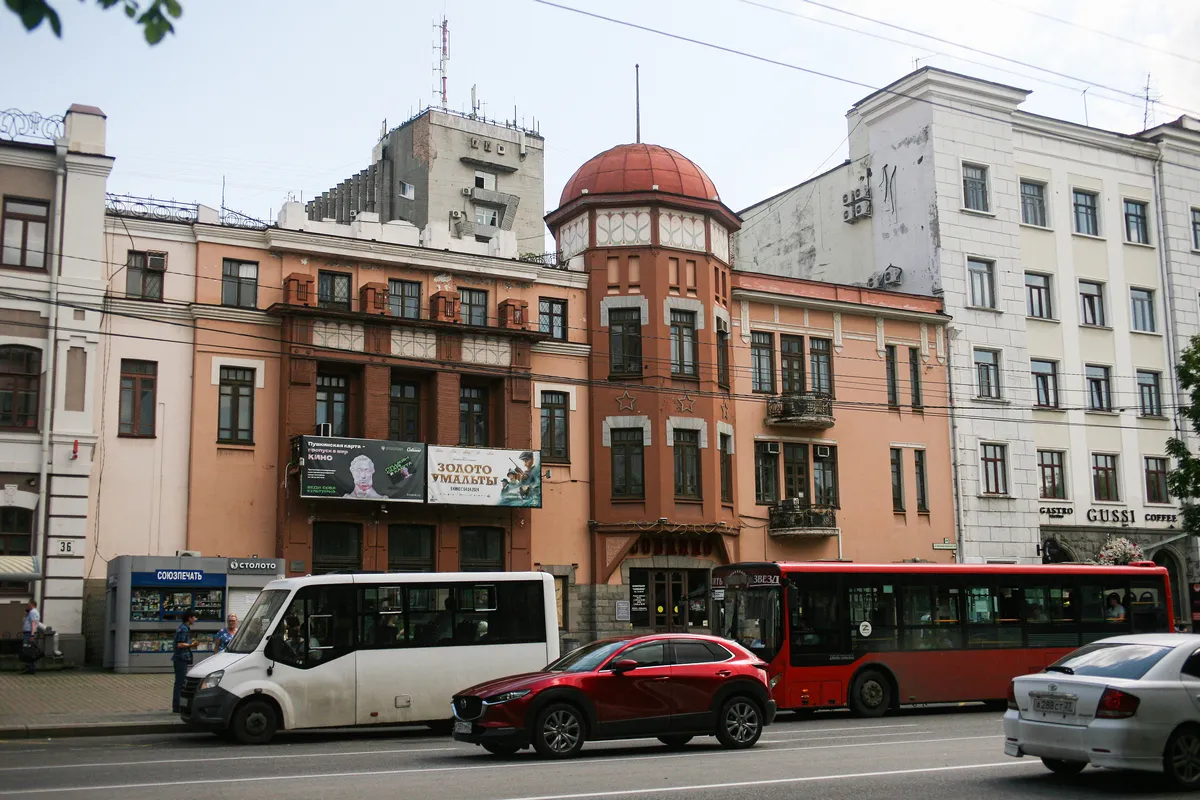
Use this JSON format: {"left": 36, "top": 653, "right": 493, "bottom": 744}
{"left": 711, "top": 561, "right": 1173, "bottom": 717}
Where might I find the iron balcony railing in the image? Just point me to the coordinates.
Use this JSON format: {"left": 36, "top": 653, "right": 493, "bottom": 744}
{"left": 768, "top": 503, "right": 837, "bottom": 534}
{"left": 765, "top": 392, "right": 834, "bottom": 427}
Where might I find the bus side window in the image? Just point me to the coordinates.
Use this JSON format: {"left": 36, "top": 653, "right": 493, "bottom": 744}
{"left": 1131, "top": 581, "right": 1167, "bottom": 633}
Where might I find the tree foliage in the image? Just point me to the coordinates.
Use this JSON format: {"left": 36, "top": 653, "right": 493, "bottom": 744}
{"left": 6, "top": 0, "right": 182, "bottom": 44}
{"left": 1167, "top": 333, "right": 1200, "bottom": 537}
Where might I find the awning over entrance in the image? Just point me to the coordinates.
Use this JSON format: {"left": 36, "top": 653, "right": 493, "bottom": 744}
{"left": 0, "top": 556, "right": 40, "bottom": 582}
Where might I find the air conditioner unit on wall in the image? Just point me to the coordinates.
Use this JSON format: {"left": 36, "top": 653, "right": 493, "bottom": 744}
{"left": 176, "top": 550, "right": 201, "bottom": 557}
{"left": 854, "top": 200, "right": 872, "bottom": 218}
{"left": 816, "top": 445, "right": 832, "bottom": 458}
{"left": 450, "top": 210, "right": 463, "bottom": 219}
{"left": 765, "top": 442, "right": 781, "bottom": 455}
{"left": 462, "top": 187, "right": 472, "bottom": 196}
{"left": 842, "top": 192, "right": 853, "bottom": 206}
{"left": 843, "top": 208, "right": 854, "bottom": 223}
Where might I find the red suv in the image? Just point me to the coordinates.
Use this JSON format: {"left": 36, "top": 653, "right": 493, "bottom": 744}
{"left": 451, "top": 633, "right": 776, "bottom": 758}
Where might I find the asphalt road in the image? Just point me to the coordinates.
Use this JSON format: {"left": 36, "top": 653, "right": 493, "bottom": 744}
{"left": 0, "top": 705, "right": 1185, "bottom": 799}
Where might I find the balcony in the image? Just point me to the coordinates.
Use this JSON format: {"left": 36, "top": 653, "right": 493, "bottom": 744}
{"left": 768, "top": 502, "right": 838, "bottom": 538}
{"left": 765, "top": 392, "right": 834, "bottom": 429}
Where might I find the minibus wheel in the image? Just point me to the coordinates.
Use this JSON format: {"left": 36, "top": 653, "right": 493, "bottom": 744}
{"left": 231, "top": 699, "right": 278, "bottom": 745}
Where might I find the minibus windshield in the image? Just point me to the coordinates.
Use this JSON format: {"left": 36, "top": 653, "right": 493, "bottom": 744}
{"left": 226, "top": 589, "right": 289, "bottom": 654}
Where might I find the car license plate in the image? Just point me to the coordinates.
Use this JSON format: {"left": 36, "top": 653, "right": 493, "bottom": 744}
{"left": 453, "top": 720, "right": 472, "bottom": 735}
{"left": 1033, "top": 696, "right": 1075, "bottom": 715}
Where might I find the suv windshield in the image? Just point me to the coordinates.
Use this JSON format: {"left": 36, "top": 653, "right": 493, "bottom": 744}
{"left": 225, "top": 589, "right": 289, "bottom": 654}
{"left": 1047, "top": 642, "right": 1172, "bottom": 680}
{"left": 545, "top": 640, "right": 629, "bottom": 673}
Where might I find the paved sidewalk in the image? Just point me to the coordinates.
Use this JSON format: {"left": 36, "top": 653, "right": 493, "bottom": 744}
{"left": 0, "top": 671, "right": 185, "bottom": 738}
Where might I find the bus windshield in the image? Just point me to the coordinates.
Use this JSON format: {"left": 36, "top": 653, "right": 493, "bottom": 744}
{"left": 225, "top": 589, "right": 289, "bottom": 654}
{"left": 716, "top": 586, "right": 782, "bottom": 661}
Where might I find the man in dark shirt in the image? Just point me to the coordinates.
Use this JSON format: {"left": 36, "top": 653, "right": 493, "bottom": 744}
{"left": 171, "top": 610, "right": 199, "bottom": 713}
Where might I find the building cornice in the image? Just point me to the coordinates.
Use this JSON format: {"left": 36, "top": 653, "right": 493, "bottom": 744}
{"left": 531, "top": 268, "right": 589, "bottom": 290}
{"left": 194, "top": 223, "right": 271, "bottom": 248}
{"left": 104, "top": 216, "right": 198, "bottom": 243}
{"left": 851, "top": 68, "right": 1029, "bottom": 124}
{"left": 105, "top": 297, "right": 194, "bottom": 323}
{"left": 192, "top": 303, "right": 280, "bottom": 327}
{"left": 64, "top": 153, "right": 114, "bottom": 177}
{"left": 732, "top": 288, "right": 948, "bottom": 324}
{"left": 1013, "top": 112, "right": 1159, "bottom": 160}
{"left": 0, "top": 147, "right": 56, "bottom": 170}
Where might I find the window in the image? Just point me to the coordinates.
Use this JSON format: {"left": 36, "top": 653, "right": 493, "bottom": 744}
{"left": 474, "top": 170, "right": 496, "bottom": 191}
{"left": 974, "top": 349, "right": 1001, "bottom": 400}
{"left": 311, "top": 523, "right": 362, "bottom": 574}
{"left": 609, "top": 309, "right": 642, "bottom": 375}
{"left": 962, "top": 163, "right": 989, "bottom": 212}
{"left": 755, "top": 443, "right": 778, "bottom": 504}
{"left": 1086, "top": 365, "right": 1112, "bottom": 411}
{"left": 781, "top": 335, "right": 805, "bottom": 394}
{"left": 1, "top": 198, "right": 49, "bottom": 269}
{"left": 1130, "top": 288, "right": 1156, "bottom": 332}
{"left": 316, "top": 375, "right": 348, "bottom": 436}
{"left": 1193, "top": 209, "right": 1200, "bottom": 250}
{"left": 611, "top": 429, "right": 645, "bottom": 499}
{"left": 909, "top": 348, "right": 923, "bottom": 408}
{"left": 0, "top": 507, "right": 32, "bottom": 561}
{"left": 459, "top": 386, "right": 488, "bottom": 447}
{"left": 540, "top": 391, "right": 569, "bottom": 462}
{"left": 782, "top": 443, "right": 808, "bottom": 503}
{"left": 751, "top": 332, "right": 774, "bottom": 393}
{"left": 1031, "top": 359, "right": 1059, "bottom": 409}
{"left": 1080, "top": 281, "right": 1106, "bottom": 326}
{"left": 1037, "top": 450, "right": 1066, "bottom": 500}
{"left": 981, "top": 444, "right": 1008, "bottom": 495}
{"left": 460, "top": 288, "right": 488, "bottom": 326}
{"left": 388, "top": 525, "right": 434, "bottom": 572}
{"left": 0, "top": 346, "right": 40, "bottom": 430}
{"left": 1025, "top": 273, "right": 1052, "bottom": 319}
{"left": 389, "top": 279, "right": 421, "bottom": 319}
{"left": 539, "top": 298, "right": 567, "bottom": 341}
{"left": 398, "top": 181, "right": 416, "bottom": 200}
{"left": 460, "top": 528, "right": 504, "bottom": 571}
{"left": 1124, "top": 200, "right": 1149, "bottom": 244}
{"left": 810, "top": 338, "right": 833, "bottom": 395}
{"left": 474, "top": 205, "right": 499, "bottom": 227}
{"left": 217, "top": 366, "right": 254, "bottom": 443}
{"left": 1092, "top": 454, "right": 1120, "bottom": 501}
{"left": 813, "top": 446, "right": 838, "bottom": 506}
{"left": 1145, "top": 457, "right": 1170, "bottom": 504}
{"left": 1073, "top": 189, "right": 1099, "bottom": 236}
{"left": 673, "top": 429, "right": 700, "bottom": 499}
{"left": 125, "top": 251, "right": 165, "bottom": 300}
{"left": 884, "top": 345, "right": 899, "bottom": 406}
{"left": 318, "top": 271, "right": 352, "bottom": 311}
{"left": 717, "top": 330, "right": 730, "bottom": 388}
{"left": 720, "top": 433, "right": 733, "bottom": 503}
{"left": 221, "top": 259, "right": 258, "bottom": 308}
{"left": 119, "top": 360, "right": 156, "bottom": 437}
{"left": 670, "top": 310, "right": 698, "bottom": 377}
{"left": 1137, "top": 370, "right": 1163, "bottom": 417}
{"left": 389, "top": 382, "right": 420, "bottom": 442}
{"left": 968, "top": 258, "right": 995, "bottom": 309}
{"left": 914, "top": 449, "right": 929, "bottom": 512}
{"left": 1020, "top": 181, "right": 1047, "bottom": 227}
{"left": 890, "top": 448, "right": 904, "bottom": 512}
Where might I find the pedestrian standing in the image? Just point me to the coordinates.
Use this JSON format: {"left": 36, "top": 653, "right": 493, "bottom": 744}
{"left": 21, "top": 600, "right": 41, "bottom": 675}
{"left": 214, "top": 613, "right": 238, "bottom": 653}
{"left": 171, "top": 610, "right": 200, "bottom": 713}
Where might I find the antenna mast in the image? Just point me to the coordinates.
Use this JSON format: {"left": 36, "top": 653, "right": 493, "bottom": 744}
{"left": 635, "top": 63, "right": 641, "bottom": 144}
{"left": 433, "top": 17, "right": 450, "bottom": 109}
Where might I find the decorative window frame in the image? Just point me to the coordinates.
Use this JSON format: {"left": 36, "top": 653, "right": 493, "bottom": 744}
{"left": 601, "top": 415, "right": 651, "bottom": 447}
{"left": 666, "top": 416, "right": 708, "bottom": 449}
{"left": 663, "top": 297, "right": 705, "bottom": 329}
{"left": 599, "top": 295, "right": 649, "bottom": 327}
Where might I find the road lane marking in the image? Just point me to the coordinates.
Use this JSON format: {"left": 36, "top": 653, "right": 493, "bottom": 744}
{"left": 763, "top": 730, "right": 933, "bottom": 743}
{"left": 0, "top": 734, "right": 1003, "bottom": 795}
{"left": 492, "top": 760, "right": 1041, "bottom": 800}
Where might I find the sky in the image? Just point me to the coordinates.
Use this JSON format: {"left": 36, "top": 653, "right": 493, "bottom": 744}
{"left": 4, "top": 0, "right": 1200, "bottom": 240}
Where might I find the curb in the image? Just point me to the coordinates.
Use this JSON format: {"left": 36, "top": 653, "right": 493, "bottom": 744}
{"left": 0, "top": 721, "right": 186, "bottom": 739}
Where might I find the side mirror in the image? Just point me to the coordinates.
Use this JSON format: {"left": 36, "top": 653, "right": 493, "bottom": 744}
{"left": 610, "top": 658, "right": 638, "bottom": 674}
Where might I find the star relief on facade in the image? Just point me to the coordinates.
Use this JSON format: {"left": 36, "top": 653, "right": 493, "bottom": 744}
{"left": 676, "top": 393, "right": 696, "bottom": 413}
{"left": 615, "top": 390, "right": 637, "bottom": 411}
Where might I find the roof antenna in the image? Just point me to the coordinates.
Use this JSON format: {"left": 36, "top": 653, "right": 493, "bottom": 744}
{"left": 635, "top": 63, "right": 641, "bottom": 144}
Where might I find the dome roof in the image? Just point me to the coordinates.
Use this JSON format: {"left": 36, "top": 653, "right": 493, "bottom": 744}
{"left": 558, "top": 143, "right": 720, "bottom": 208}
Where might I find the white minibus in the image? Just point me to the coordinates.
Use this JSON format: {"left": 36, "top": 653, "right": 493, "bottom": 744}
{"left": 179, "top": 571, "right": 559, "bottom": 743}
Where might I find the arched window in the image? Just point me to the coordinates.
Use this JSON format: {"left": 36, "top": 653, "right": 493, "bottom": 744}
{"left": 0, "top": 346, "right": 40, "bottom": 430}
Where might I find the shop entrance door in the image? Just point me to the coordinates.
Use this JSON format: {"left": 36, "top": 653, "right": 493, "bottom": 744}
{"left": 649, "top": 570, "right": 711, "bottom": 632}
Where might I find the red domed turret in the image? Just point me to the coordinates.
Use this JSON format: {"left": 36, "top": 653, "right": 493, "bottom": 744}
{"left": 558, "top": 143, "right": 720, "bottom": 208}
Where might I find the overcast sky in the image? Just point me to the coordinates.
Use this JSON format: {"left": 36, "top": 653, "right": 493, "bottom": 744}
{"left": 5, "top": 0, "right": 1199, "bottom": 237}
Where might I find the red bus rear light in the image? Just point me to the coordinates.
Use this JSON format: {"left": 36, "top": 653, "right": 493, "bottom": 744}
{"left": 1096, "top": 687, "right": 1139, "bottom": 719}
{"left": 1006, "top": 681, "right": 1018, "bottom": 711}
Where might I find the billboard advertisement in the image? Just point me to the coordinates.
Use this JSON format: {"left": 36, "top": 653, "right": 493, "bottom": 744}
{"left": 427, "top": 446, "right": 542, "bottom": 508}
{"left": 299, "top": 436, "right": 425, "bottom": 502}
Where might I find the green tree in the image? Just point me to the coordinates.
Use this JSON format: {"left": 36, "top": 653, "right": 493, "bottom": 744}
{"left": 6, "top": 0, "right": 181, "bottom": 44}
{"left": 1167, "top": 333, "right": 1200, "bottom": 536}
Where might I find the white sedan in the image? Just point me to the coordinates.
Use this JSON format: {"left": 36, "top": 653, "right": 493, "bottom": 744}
{"left": 1004, "top": 633, "right": 1200, "bottom": 789}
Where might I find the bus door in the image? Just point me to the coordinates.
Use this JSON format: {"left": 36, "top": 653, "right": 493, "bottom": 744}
{"left": 785, "top": 574, "right": 847, "bottom": 709}
{"left": 265, "top": 583, "right": 357, "bottom": 730}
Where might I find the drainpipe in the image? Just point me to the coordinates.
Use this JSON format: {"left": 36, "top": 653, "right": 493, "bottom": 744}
{"left": 35, "top": 139, "right": 67, "bottom": 610}
{"left": 945, "top": 332, "right": 967, "bottom": 564}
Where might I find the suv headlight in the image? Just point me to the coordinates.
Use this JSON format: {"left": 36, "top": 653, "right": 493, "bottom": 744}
{"left": 199, "top": 670, "right": 224, "bottom": 691}
{"left": 484, "top": 689, "right": 531, "bottom": 705}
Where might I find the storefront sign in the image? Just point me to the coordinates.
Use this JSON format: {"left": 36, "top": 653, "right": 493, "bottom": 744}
{"left": 226, "top": 559, "right": 282, "bottom": 575}
{"left": 1086, "top": 508, "right": 1138, "bottom": 524}
{"left": 615, "top": 600, "right": 630, "bottom": 621}
{"left": 1039, "top": 506, "right": 1074, "bottom": 519}
{"left": 630, "top": 583, "right": 648, "bottom": 613}
{"left": 426, "top": 446, "right": 542, "bottom": 507}
{"left": 132, "top": 571, "right": 225, "bottom": 587}
{"left": 299, "top": 436, "right": 425, "bottom": 503}
{"left": 1145, "top": 513, "right": 1179, "bottom": 524}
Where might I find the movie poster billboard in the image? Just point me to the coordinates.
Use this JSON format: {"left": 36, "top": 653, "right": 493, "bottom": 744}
{"left": 299, "top": 436, "right": 426, "bottom": 502}
{"left": 426, "top": 446, "right": 542, "bottom": 508}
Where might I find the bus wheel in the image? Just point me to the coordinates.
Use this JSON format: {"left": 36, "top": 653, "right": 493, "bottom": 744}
{"left": 848, "top": 670, "right": 891, "bottom": 718}
{"left": 231, "top": 699, "right": 278, "bottom": 745}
